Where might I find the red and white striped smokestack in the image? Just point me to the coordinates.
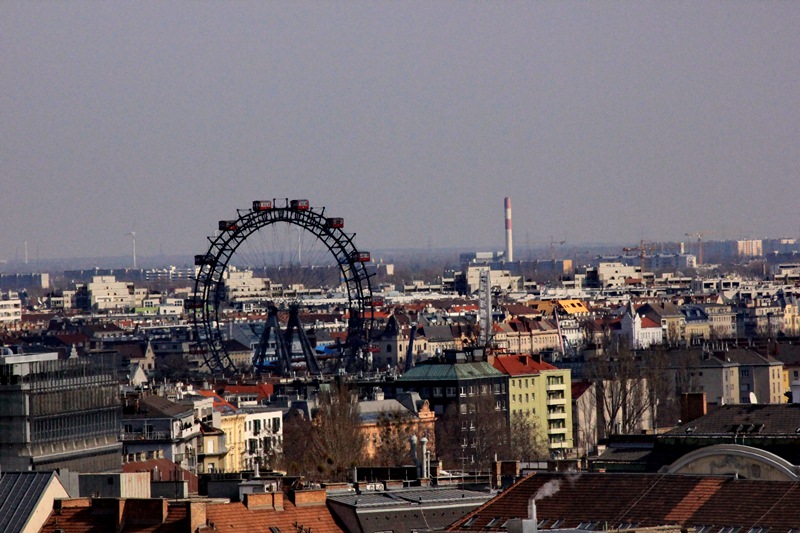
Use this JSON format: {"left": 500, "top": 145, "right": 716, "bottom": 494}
{"left": 504, "top": 197, "right": 513, "bottom": 262}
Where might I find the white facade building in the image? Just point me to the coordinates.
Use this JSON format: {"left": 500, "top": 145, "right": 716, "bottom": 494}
{"left": 224, "top": 270, "right": 271, "bottom": 302}
{"left": 595, "top": 262, "right": 642, "bottom": 288}
{"left": 0, "top": 293, "right": 22, "bottom": 325}
{"left": 464, "top": 265, "right": 522, "bottom": 294}
{"left": 619, "top": 304, "right": 664, "bottom": 349}
{"left": 88, "top": 276, "right": 135, "bottom": 311}
{"left": 241, "top": 408, "right": 283, "bottom": 470}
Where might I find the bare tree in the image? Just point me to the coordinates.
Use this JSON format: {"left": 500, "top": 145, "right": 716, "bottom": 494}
{"left": 642, "top": 345, "right": 678, "bottom": 428}
{"left": 467, "top": 392, "right": 509, "bottom": 470}
{"left": 309, "top": 385, "right": 365, "bottom": 482}
{"left": 281, "top": 410, "right": 315, "bottom": 477}
{"left": 573, "top": 383, "right": 599, "bottom": 457}
{"left": 434, "top": 392, "right": 509, "bottom": 472}
{"left": 667, "top": 321, "right": 682, "bottom": 347}
{"left": 372, "top": 410, "right": 417, "bottom": 466}
{"left": 434, "top": 402, "right": 462, "bottom": 468}
{"left": 587, "top": 337, "right": 652, "bottom": 439}
{"left": 509, "top": 411, "right": 548, "bottom": 463}
{"left": 282, "top": 386, "right": 365, "bottom": 482}
{"left": 671, "top": 348, "right": 701, "bottom": 396}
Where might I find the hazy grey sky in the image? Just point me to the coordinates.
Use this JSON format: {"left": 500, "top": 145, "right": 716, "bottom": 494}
{"left": 2, "top": 1, "right": 798, "bottom": 261}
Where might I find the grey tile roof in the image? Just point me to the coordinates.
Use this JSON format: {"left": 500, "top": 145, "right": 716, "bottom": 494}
{"left": 666, "top": 403, "right": 800, "bottom": 436}
{"left": 0, "top": 471, "right": 56, "bottom": 533}
{"left": 723, "top": 347, "right": 779, "bottom": 366}
{"left": 328, "top": 487, "right": 490, "bottom": 508}
{"left": 328, "top": 487, "right": 492, "bottom": 532}
{"left": 398, "top": 361, "right": 503, "bottom": 382}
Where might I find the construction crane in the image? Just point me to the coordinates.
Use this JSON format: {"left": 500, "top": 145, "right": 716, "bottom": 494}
{"left": 622, "top": 240, "right": 655, "bottom": 274}
{"left": 524, "top": 235, "right": 566, "bottom": 261}
{"left": 685, "top": 232, "right": 712, "bottom": 265}
{"left": 548, "top": 237, "right": 566, "bottom": 261}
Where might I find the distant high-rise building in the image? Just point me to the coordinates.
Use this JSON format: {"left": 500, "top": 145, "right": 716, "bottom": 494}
{"left": 736, "top": 239, "right": 763, "bottom": 258}
{"left": 0, "top": 349, "right": 121, "bottom": 472}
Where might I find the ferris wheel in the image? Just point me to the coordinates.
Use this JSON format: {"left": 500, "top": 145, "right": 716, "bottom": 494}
{"left": 190, "top": 198, "right": 375, "bottom": 375}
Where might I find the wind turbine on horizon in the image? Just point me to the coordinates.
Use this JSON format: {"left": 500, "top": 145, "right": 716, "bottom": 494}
{"left": 126, "top": 230, "right": 137, "bottom": 269}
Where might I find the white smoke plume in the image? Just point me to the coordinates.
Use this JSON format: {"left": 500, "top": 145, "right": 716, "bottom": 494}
{"left": 534, "top": 479, "right": 562, "bottom": 501}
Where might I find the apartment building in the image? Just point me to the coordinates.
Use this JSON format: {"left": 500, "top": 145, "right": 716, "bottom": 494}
{"left": 668, "top": 348, "right": 740, "bottom": 406}
{"left": 490, "top": 354, "right": 573, "bottom": 454}
{"left": 121, "top": 394, "right": 202, "bottom": 473}
{"left": 697, "top": 303, "right": 737, "bottom": 338}
{"left": 240, "top": 407, "right": 283, "bottom": 471}
{"left": 0, "top": 292, "right": 22, "bottom": 325}
{"left": 87, "top": 275, "right": 136, "bottom": 311}
{"left": 0, "top": 349, "right": 121, "bottom": 472}
{"left": 724, "top": 348, "right": 784, "bottom": 404}
{"left": 586, "top": 262, "right": 642, "bottom": 289}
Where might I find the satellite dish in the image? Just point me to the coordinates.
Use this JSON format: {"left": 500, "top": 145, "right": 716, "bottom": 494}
{"left": 749, "top": 392, "right": 758, "bottom": 404}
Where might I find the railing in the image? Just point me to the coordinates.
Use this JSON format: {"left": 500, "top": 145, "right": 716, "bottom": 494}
{"left": 120, "top": 431, "right": 171, "bottom": 441}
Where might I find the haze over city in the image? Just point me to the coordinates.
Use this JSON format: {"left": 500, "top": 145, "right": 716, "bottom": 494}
{"left": 2, "top": 2, "right": 799, "bottom": 262}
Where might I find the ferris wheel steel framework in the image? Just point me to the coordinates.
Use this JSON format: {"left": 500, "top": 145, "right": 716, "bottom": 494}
{"left": 191, "top": 199, "right": 375, "bottom": 375}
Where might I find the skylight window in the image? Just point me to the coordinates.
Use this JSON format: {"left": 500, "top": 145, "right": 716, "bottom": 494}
{"left": 486, "top": 517, "right": 503, "bottom": 527}
{"left": 461, "top": 516, "right": 477, "bottom": 528}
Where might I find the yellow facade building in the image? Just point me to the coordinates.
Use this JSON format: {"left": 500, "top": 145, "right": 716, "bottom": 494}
{"left": 490, "top": 354, "right": 573, "bottom": 456}
{"left": 220, "top": 412, "right": 247, "bottom": 472}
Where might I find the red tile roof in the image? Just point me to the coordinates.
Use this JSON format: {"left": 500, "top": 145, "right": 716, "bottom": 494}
{"left": 204, "top": 497, "right": 345, "bottom": 533}
{"left": 40, "top": 498, "right": 189, "bottom": 533}
{"left": 221, "top": 382, "right": 275, "bottom": 402}
{"left": 447, "top": 472, "right": 800, "bottom": 531}
{"left": 491, "top": 354, "right": 557, "bottom": 376}
{"left": 40, "top": 495, "right": 345, "bottom": 533}
{"left": 195, "top": 389, "right": 239, "bottom": 413}
{"left": 571, "top": 381, "right": 593, "bottom": 400}
{"left": 122, "top": 458, "right": 199, "bottom": 494}
{"left": 641, "top": 316, "right": 661, "bottom": 328}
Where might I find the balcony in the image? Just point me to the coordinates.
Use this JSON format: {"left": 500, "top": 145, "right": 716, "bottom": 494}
{"left": 547, "top": 410, "right": 567, "bottom": 420}
{"left": 546, "top": 396, "right": 566, "bottom": 406}
{"left": 546, "top": 382, "right": 566, "bottom": 392}
{"left": 198, "top": 447, "right": 229, "bottom": 458}
{"left": 120, "top": 431, "right": 172, "bottom": 442}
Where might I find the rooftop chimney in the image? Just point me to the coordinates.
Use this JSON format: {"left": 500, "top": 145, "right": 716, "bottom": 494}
{"left": 504, "top": 197, "right": 513, "bottom": 262}
{"left": 791, "top": 381, "right": 800, "bottom": 404}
